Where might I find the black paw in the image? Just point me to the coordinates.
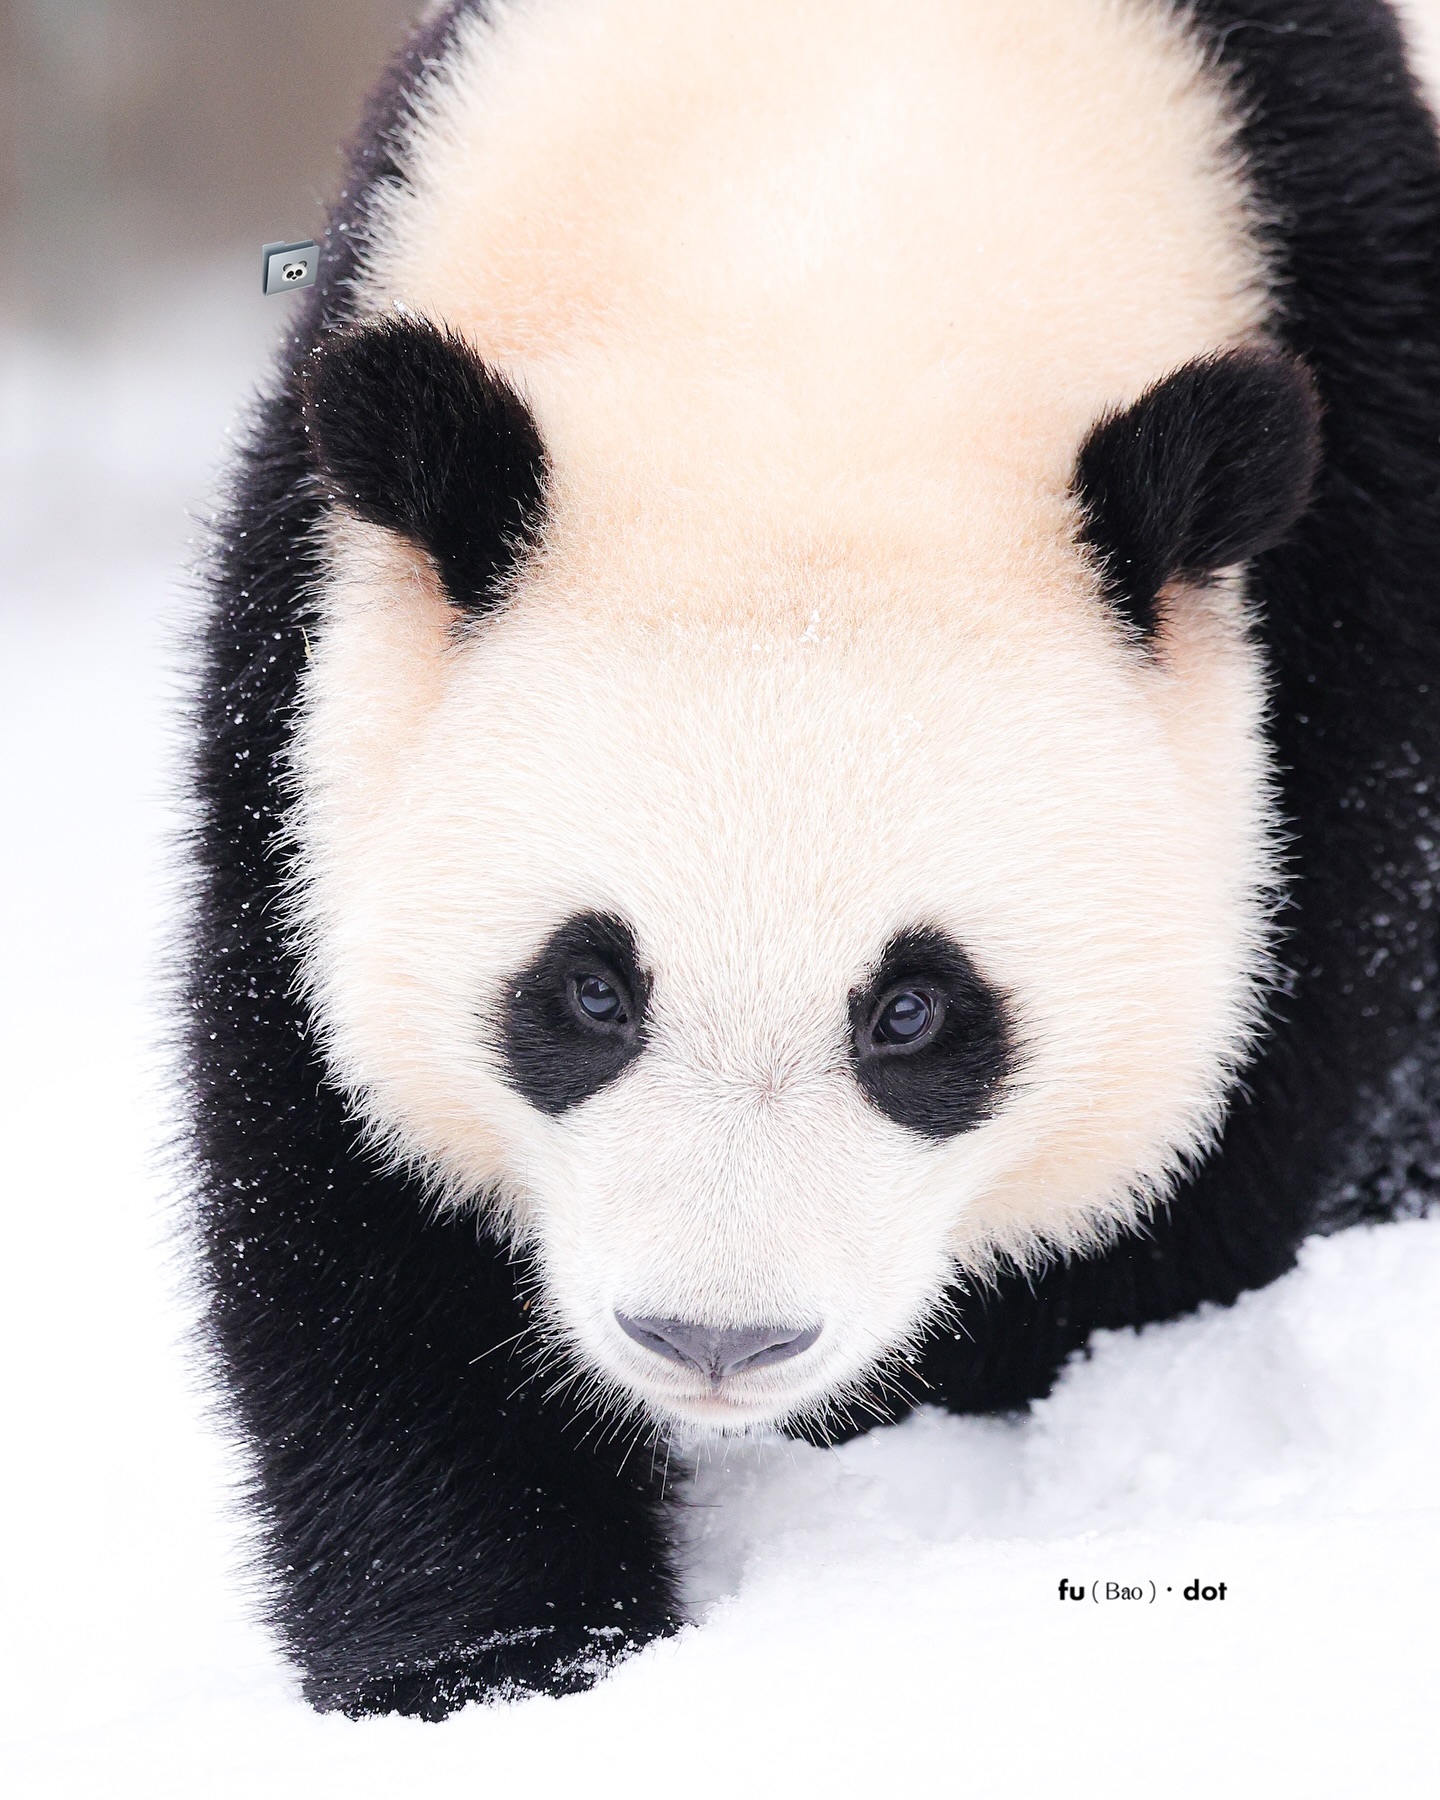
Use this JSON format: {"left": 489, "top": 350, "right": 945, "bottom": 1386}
{"left": 305, "top": 1621, "right": 664, "bottom": 1720}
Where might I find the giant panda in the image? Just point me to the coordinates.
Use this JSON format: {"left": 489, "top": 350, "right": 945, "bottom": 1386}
{"left": 186, "top": 0, "right": 1440, "bottom": 1720}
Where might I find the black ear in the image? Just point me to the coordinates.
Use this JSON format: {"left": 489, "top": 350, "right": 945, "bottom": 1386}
{"left": 1072, "top": 349, "right": 1321, "bottom": 638}
{"left": 302, "top": 316, "right": 549, "bottom": 615}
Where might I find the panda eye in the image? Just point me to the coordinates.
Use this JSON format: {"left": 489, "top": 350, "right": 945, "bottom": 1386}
{"left": 869, "top": 986, "right": 942, "bottom": 1052}
{"left": 848, "top": 928, "right": 1015, "bottom": 1139}
{"left": 501, "top": 913, "right": 650, "bottom": 1115}
{"left": 573, "top": 973, "right": 629, "bottom": 1029}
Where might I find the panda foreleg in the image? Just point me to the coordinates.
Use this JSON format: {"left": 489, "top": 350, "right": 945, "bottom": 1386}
{"left": 201, "top": 1138, "right": 682, "bottom": 1719}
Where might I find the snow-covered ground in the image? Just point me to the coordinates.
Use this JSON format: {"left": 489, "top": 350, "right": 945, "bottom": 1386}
{"left": 3, "top": 281, "right": 1439, "bottom": 1800}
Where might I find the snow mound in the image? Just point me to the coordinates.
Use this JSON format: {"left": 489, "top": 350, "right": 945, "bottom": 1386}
{"left": 684, "top": 1220, "right": 1440, "bottom": 1600}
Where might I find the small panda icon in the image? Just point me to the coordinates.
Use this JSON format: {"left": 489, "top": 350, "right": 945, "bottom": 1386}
{"left": 262, "top": 239, "right": 318, "bottom": 295}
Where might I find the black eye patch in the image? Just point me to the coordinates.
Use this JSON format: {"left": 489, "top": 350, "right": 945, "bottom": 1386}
{"left": 1072, "top": 348, "right": 1321, "bottom": 639}
{"left": 849, "top": 926, "right": 1016, "bottom": 1140}
{"left": 302, "top": 315, "right": 549, "bottom": 616}
{"left": 499, "top": 913, "right": 650, "bottom": 1116}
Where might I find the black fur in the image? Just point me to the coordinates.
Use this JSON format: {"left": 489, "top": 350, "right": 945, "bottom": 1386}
{"left": 848, "top": 926, "right": 1016, "bottom": 1140}
{"left": 500, "top": 912, "right": 652, "bottom": 1114}
{"left": 304, "top": 316, "right": 548, "bottom": 614}
{"left": 1074, "top": 350, "right": 1322, "bottom": 636}
{"left": 183, "top": 0, "right": 1440, "bottom": 1719}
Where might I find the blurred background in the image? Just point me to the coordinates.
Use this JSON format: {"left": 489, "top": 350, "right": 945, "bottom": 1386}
{"left": 1, "top": 0, "right": 425, "bottom": 334}
{"left": 1, "top": 0, "right": 427, "bottom": 584}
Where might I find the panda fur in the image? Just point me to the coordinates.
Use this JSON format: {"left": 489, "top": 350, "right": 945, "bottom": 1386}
{"left": 186, "top": 0, "right": 1440, "bottom": 1719}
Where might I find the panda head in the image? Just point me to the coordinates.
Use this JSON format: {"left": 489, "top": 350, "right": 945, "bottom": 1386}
{"left": 290, "top": 315, "right": 1318, "bottom": 1435}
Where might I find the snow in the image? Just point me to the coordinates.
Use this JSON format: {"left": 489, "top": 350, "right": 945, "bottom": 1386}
{"left": 3, "top": 287, "right": 1439, "bottom": 1800}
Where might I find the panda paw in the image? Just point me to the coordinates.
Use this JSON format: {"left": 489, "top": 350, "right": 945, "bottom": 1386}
{"left": 306, "top": 1622, "right": 660, "bottom": 1721}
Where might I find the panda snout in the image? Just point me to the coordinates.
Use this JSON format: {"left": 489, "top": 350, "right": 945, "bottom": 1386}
{"left": 615, "top": 1314, "right": 820, "bottom": 1385}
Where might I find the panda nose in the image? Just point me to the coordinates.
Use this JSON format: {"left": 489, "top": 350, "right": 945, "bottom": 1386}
{"left": 616, "top": 1314, "right": 820, "bottom": 1383}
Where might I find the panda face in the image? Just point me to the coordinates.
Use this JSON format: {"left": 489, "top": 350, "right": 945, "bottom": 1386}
{"left": 289, "top": 438, "right": 1288, "bottom": 1431}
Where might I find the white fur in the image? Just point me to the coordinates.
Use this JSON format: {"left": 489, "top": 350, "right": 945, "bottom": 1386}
{"left": 1400, "top": 0, "right": 1440, "bottom": 115}
{"left": 289, "top": 0, "right": 1280, "bottom": 1431}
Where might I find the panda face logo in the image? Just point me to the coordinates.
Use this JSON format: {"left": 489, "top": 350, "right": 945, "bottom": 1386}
{"left": 288, "top": 499, "right": 1278, "bottom": 1435}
